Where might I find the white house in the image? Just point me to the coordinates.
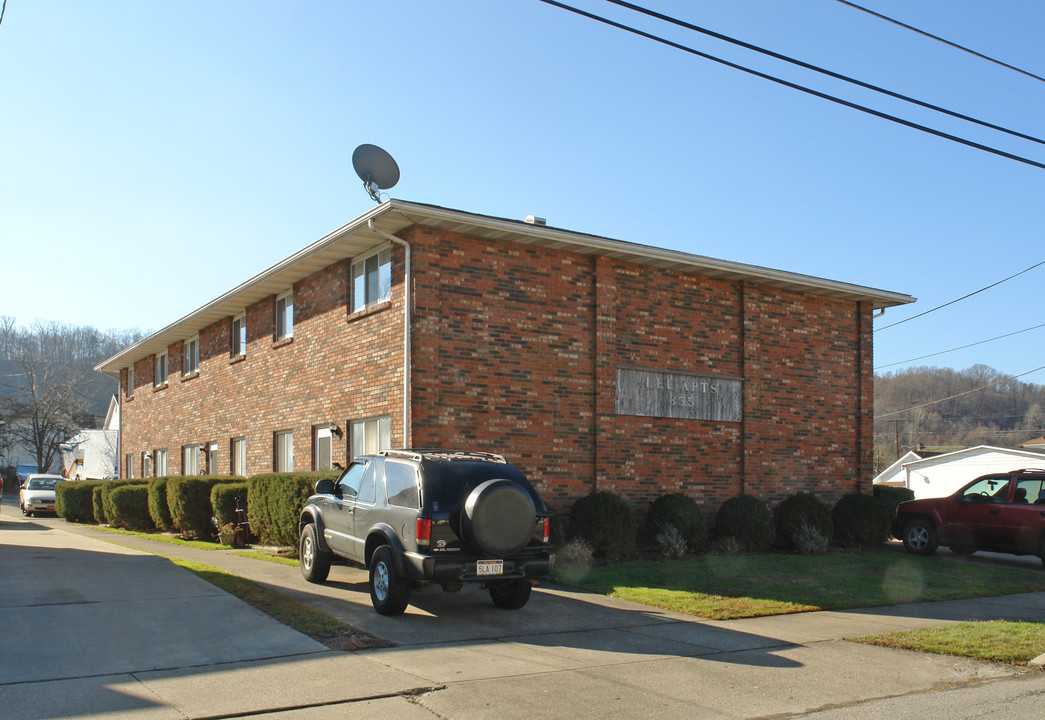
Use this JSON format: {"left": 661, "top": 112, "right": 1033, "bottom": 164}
{"left": 60, "top": 396, "right": 120, "bottom": 481}
{"left": 877, "top": 445, "right": 1045, "bottom": 499}
{"left": 872, "top": 450, "right": 922, "bottom": 488}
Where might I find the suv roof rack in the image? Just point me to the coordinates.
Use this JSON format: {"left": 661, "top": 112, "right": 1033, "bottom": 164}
{"left": 380, "top": 449, "right": 507, "bottom": 464}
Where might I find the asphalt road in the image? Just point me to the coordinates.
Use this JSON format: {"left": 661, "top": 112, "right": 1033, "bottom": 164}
{"left": 2, "top": 493, "right": 1045, "bottom": 719}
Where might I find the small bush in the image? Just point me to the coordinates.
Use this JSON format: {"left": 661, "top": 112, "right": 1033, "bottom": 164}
{"left": 712, "top": 494, "right": 774, "bottom": 553}
{"left": 56, "top": 481, "right": 104, "bottom": 523}
{"left": 555, "top": 538, "right": 594, "bottom": 569}
{"left": 568, "top": 491, "right": 637, "bottom": 559}
{"left": 708, "top": 535, "right": 743, "bottom": 555}
{"left": 148, "top": 477, "right": 174, "bottom": 531}
{"left": 167, "top": 476, "right": 243, "bottom": 541}
{"left": 873, "top": 485, "right": 915, "bottom": 534}
{"left": 248, "top": 472, "right": 337, "bottom": 547}
{"left": 109, "top": 485, "right": 154, "bottom": 531}
{"left": 833, "top": 492, "right": 891, "bottom": 549}
{"left": 212, "top": 482, "right": 249, "bottom": 527}
{"left": 791, "top": 521, "right": 829, "bottom": 555}
{"left": 655, "top": 522, "right": 688, "bottom": 559}
{"left": 101, "top": 479, "right": 149, "bottom": 527}
{"left": 92, "top": 485, "right": 106, "bottom": 524}
{"left": 774, "top": 492, "right": 832, "bottom": 550}
{"left": 643, "top": 493, "right": 708, "bottom": 555}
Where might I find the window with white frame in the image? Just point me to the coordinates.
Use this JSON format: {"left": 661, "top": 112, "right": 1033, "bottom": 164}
{"left": 184, "top": 336, "right": 199, "bottom": 376}
{"left": 351, "top": 247, "right": 391, "bottom": 312}
{"left": 143, "top": 452, "right": 152, "bottom": 478}
{"left": 127, "top": 365, "right": 134, "bottom": 398}
{"left": 154, "top": 448, "right": 168, "bottom": 477}
{"left": 232, "top": 437, "right": 246, "bottom": 476}
{"left": 315, "top": 426, "right": 333, "bottom": 471}
{"left": 155, "top": 351, "right": 168, "bottom": 386}
{"left": 350, "top": 416, "right": 391, "bottom": 460}
{"left": 276, "top": 431, "right": 293, "bottom": 472}
{"left": 276, "top": 290, "right": 293, "bottom": 340}
{"left": 232, "top": 313, "right": 247, "bottom": 357}
{"left": 183, "top": 445, "right": 202, "bottom": 475}
{"left": 206, "top": 442, "right": 218, "bottom": 475}
{"left": 125, "top": 453, "right": 134, "bottom": 479}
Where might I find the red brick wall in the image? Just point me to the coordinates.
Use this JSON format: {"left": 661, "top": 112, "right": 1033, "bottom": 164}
{"left": 120, "top": 223, "right": 872, "bottom": 515}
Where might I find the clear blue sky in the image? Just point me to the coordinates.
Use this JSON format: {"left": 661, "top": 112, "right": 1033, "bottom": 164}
{"left": 2, "top": 1, "right": 1042, "bottom": 381}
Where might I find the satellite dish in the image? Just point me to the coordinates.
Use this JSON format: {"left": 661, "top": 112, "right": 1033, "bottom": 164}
{"left": 352, "top": 144, "right": 400, "bottom": 203}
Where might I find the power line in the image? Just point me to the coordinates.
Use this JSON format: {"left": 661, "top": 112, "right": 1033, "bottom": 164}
{"left": 603, "top": 0, "right": 1045, "bottom": 147}
{"left": 875, "top": 321, "right": 1045, "bottom": 370}
{"left": 875, "top": 260, "right": 1045, "bottom": 331}
{"left": 534, "top": 0, "right": 1045, "bottom": 171}
{"left": 832, "top": 0, "right": 1045, "bottom": 85}
{"left": 875, "top": 363, "right": 1045, "bottom": 419}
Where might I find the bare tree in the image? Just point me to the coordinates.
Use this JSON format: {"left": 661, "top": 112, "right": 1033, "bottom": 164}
{"left": 2, "top": 349, "right": 91, "bottom": 474}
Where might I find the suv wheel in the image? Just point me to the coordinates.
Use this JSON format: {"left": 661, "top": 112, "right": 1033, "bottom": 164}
{"left": 370, "top": 545, "right": 411, "bottom": 616}
{"left": 299, "top": 524, "right": 331, "bottom": 583}
{"left": 489, "top": 579, "right": 532, "bottom": 610}
{"left": 902, "top": 518, "right": 938, "bottom": 556}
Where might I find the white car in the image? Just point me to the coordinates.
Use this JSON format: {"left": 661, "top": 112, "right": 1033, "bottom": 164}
{"left": 19, "top": 474, "right": 65, "bottom": 516}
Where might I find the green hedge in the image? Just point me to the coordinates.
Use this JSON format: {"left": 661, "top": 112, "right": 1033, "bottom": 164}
{"left": 247, "top": 472, "right": 338, "bottom": 547}
{"left": 773, "top": 492, "right": 833, "bottom": 550}
{"left": 568, "top": 490, "right": 637, "bottom": 559}
{"left": 148, "top": 477, "right": 175, "bottom": 531}
{"left": 643, "top": 493, "right": 708, "bottom": 554}
{"left": 212, "top": 482, "right": 249, "bottom": 527}
{"left": 56, "top": 481, "right": 104, "bottom": 523}
{"left": 167, "top": 476, "right": 243, "bottom": 541}
{"left": 832, "top": 492, "right": 891, "bottom": 549}
{"left": 713, "top": 494, "right": 774, "bottom": 552}
{"left": 101, "top": 479, "right": 150, "bottom": 527}
{"left": 109, "top": 485, "right": 155, "bottom": 531}
{"left": 92, "top": 486, "right": 106, "bottom": 524}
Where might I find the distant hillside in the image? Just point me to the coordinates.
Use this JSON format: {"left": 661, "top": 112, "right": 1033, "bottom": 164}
{"left": 0, "top": 358, "right": 116, "bottom": 420}
{"left": 874, "top": 364, "right": 1045, "bottom": 468}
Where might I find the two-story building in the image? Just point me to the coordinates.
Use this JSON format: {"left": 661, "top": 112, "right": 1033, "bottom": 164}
{"left": 95, "top": 200, "right": 913, "bottom": 511}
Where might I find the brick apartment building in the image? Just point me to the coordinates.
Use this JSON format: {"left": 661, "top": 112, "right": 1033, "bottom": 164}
{"left": 96, "top": 200, "right": 913, "bottom": 512}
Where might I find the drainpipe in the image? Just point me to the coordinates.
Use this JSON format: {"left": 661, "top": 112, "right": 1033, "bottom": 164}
{"left": 367, "top": 218, "right": 412, "bottom": 448}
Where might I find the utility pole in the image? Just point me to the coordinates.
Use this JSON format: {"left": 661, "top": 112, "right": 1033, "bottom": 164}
{"left": 889, "top": 418, "right": 902, "bottom": 460}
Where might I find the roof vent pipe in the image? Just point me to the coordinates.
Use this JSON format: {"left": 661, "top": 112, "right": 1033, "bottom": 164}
{"left": 524, "top": 215, "right": 547, "bottom": 226}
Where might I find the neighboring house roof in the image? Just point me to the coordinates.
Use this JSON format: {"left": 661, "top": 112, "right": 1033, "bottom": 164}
{"left": 872, "top": 450, "right": 922, "bottom": 486}
{"left": 103, "top": 395, "right": 119, "bottom": 431}
{"left": 903, "top": 445, "right": 1045, "bottom": 470}
{"left": 95, "top": 199, "right": 915, "bottom": 376}
{"left": 1020, "top": 436, "right": 1045, "bottom": 449}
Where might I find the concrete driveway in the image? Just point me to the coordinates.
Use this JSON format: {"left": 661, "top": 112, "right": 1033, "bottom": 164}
{"left": 2, "top": 496, "right": 1044, "bottom": 719}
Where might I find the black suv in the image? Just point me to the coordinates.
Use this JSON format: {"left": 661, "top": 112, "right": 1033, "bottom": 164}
{"left": 298, "top": 450, "right": 555, "bottom": 615}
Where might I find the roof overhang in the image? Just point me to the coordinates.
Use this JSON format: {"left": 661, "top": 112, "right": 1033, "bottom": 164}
{"left": 95, "top": 199, "right": 915, "bottom": 376}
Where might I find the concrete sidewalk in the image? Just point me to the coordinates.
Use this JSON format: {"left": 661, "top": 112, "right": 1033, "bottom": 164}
{"left": 2, "top": 503, "right": 1044, "bottom": 719}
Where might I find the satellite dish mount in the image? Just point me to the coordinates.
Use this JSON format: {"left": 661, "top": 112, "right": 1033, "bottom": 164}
{"left": 352, "top": 144, "right": 400, "bottom": 203}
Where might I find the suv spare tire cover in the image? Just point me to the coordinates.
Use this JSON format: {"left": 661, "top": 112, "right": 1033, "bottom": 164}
{"left": 462, "top": 479, "right": 537, "bottom": 556}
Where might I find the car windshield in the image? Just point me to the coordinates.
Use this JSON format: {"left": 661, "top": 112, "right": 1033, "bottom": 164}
{"left": 28, "top": 478, "right": 59, "bottom": 490}
{"left": 420, "top": 461, "right": 542, "bottom": 511}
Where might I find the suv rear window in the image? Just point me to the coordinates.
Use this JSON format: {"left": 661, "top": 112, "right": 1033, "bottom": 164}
{"left": 420, "top": 461, "right": 538, "bottom": 511}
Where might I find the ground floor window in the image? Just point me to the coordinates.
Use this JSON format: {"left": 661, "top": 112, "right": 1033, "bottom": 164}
{"left": 232, "top": 437, "right": 246, "bottom": 476}
{"left": 125, "top": 453, "right": 134, "bottom": 479}
{"left": 183, "top": 445, "right": 202, "bottom": 475}
{"left": 153, "top": 448, "right": 168, "bottom": 477}
{"left": 276, "top": 431, "right": 293, "bottom": 472}
{"left": 206, "top": 442, "right": 218, "bottom": 475}
{"left": 315, "top": 426, "right": 333, "bottom": 471}
{"left": 350, "top": 416, "right": 390, "bottom": 460}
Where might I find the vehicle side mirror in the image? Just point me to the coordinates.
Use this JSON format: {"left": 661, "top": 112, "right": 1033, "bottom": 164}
{"left": 315, "top": 478, "right": 336, "bottom": 496}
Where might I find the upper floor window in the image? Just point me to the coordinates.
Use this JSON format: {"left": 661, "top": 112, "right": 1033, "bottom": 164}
{"left": 232, "top": 313, "right": 247, "bottom": 357}
{"left": 184, "top": 336, "right": 199, "bottom": 376}
{"left": 155, "top": 351, "right": 168, "bottom": 386}
{"left": 276, "top": 290, "right": 293, "bottom": 340}
{"left": 351, "top": 247, "right": 391, "bottom": 312}
{"left": 127, "top": 365, "right": 134, "bottom": 398}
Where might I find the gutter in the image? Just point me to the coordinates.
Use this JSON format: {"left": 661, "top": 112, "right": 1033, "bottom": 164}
{"left": 368, "top": 218, "right": 412, "bottom": 448}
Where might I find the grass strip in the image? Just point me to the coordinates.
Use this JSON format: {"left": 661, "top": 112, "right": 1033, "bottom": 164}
{"left": 853, "top": 621, "right": 1045, "bottom": 665}
{"left": 88, "top": 525, "right": 228, "bottom": 550}
{"left": 231, "top": 549, "right": 300, "bottom": 566}
{"left": 170, "top": 558, "right": 392, "bottom": 649}
{"left": 553, "top": 550, "right": 1045, "bottom": 620}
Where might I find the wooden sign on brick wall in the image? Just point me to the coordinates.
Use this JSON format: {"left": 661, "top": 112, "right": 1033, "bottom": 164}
{"left": 615, "top": 366, "right": 742, "bottom": 422}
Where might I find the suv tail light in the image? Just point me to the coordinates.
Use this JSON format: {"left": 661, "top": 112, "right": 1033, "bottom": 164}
{"left": 542, "top": 516, "right": 549, "bottom": 544}
{"left": 416, "top": 518, "right": 432, "bottom": 547}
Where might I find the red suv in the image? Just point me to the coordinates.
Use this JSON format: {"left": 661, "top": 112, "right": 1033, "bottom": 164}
{"left": 894, "top": 468, "right": 1045, "bottom": 566}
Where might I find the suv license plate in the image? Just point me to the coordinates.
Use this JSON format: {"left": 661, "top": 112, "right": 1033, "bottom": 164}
{"left": 477, "top": 560, "right": 503, "bottom": 576}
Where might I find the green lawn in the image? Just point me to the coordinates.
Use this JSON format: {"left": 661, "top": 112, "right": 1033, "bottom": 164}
{"left": 553, "top": 550, "right": 1045, "bottom": 620}
{"left": 854, "top": 621, "right": 1045, "bottom": 665}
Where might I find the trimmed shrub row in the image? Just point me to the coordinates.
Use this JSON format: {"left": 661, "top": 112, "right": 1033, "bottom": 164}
{"left": 247, "top": 472, "right": 338, "bottom": 547}
{"left": 564, "top": 486, "right": 912, "bottom": 560}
